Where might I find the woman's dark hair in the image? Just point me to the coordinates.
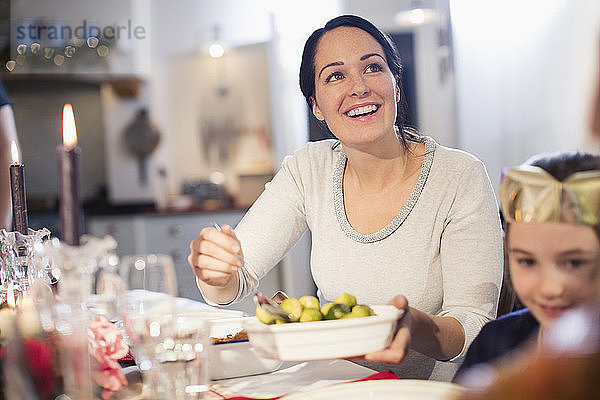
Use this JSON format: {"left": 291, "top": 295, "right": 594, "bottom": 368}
{"left": 299, "top": 15, "right": 411, "bottom": 146}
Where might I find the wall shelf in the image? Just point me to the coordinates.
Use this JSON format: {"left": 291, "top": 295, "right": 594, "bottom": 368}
{"left": 0, "top": 72, "right": 145, "bottom": 98}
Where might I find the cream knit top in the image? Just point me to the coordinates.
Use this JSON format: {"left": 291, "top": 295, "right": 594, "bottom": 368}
{"left": 204, "top": 136, "right": 503, "bottom": 381}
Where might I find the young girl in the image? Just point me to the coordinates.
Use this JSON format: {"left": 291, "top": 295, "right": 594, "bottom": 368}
{"left": 454, "top": 150, "right": 600, "bottom": 381}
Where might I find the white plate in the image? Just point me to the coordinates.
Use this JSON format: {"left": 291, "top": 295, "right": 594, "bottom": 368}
{"left": 209, "top": 317, "right": 283, "bottom": 380}
{"left": 281, "top": 379, "right": 463, "bottom": 400}
{"left": 243, "top": 304, "right": 402, "bottom": 361}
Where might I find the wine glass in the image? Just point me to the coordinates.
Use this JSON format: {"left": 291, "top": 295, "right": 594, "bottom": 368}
{"left": 142, "top": 311, "right": 209, "bottom": 399}
{"left": 117, "top": 253, "right": 178, "bottom": 354}
{"left": 118, "top": 254, "right": 209, "bottom": 398}
{"left": 118, "top": 253, "right": 177, "bottom": 297}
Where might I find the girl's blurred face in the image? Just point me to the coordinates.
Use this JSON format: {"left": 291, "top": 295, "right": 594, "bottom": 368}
{"left": 508, "top": 223, "right": 600, "bottom": 331}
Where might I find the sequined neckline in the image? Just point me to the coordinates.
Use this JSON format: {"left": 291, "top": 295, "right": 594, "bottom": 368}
{"left": 333, "top": 136, "right": 435, "bottom": 243}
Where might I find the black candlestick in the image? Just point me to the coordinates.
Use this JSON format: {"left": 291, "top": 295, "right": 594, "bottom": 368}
{"left": 58, "top": 144, "right": 82, "bottom": 246}
{"left": 9, "top": 162, "right": 28, "bottom": 235}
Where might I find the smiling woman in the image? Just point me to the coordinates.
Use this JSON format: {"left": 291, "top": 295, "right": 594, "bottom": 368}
{"left": 188, "top": 14, "right": 504, "bottom": 382}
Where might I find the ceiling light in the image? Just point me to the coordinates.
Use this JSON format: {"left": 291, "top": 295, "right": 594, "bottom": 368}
{"left": 207, "top": 25, "right": 226, "bottom": 58}
{"left": 208, "top": 43, "right": 224, "bottom": 58}
{"left": 395, "top": 1, "right": 438, "bottom": 26}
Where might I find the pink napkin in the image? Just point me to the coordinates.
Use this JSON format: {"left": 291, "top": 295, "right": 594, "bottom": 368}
{"left": 209, "top": 370, "right": 400, "bottom": 400}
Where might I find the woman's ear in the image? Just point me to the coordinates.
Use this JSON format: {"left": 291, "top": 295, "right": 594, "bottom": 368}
{"left": 312, "top": 100, "right": 325, "bottom": 121}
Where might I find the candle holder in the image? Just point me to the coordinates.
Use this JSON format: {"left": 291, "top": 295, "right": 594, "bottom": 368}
{"left": 41, "top": 234, "right": 121, "bottom": 400}
{"left": 0, "top": 228, "right": 51, "bottom": 302}
{"left": 43, "top": 234, "right": 118, "bottom": 304}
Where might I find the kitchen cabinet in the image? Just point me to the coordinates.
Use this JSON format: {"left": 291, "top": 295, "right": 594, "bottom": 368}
{"left": 87, "top": 210, "right": 281, "bottom": 314}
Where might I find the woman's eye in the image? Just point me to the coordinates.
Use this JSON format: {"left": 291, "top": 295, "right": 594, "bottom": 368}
{"left": 325, "top": 71, "right": 344, "bottom": 82}
{"left": 517, "top": 258, "right": 536, "bottom": 267}
{"left": 365, "top": 63, "right": 383, "bottom": 73}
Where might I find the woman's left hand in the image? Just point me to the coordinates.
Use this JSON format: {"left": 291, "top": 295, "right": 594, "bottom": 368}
{"left": 364, "top": 295, "right": 412, "bottom": 364}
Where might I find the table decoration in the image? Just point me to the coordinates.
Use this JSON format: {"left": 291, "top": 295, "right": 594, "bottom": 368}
{"left": 89, "top": 315, "right": 130, "bottom": 399}
{"left": 0, "top": 289, "right": 130, "bottom": 400}
{"left": 3, "top": 138, "right": 52, "bottom": 300}
{"left": 1, "top": 293, "right": 59, "bottom": 400}
{"left": 40, "top": 234, "right": 125, "bottom": 399}
{"left": 0, "top": 227, "right": 51, "bottom": 296}
{"left": 9, "top": 140, "right": 28, "bottom": 235}
{"left": 57, "top": 103, "right": 82, "bottom": 246}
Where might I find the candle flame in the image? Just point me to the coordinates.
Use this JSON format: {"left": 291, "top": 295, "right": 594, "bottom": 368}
{"left": 7, "top": 283, "right": 15, "bottom": 308}
{"left": 62, "top": 104, "right": 78, "bottom": 149}
{"left": 10, "top": 140, "right": 19, "bottom": 164}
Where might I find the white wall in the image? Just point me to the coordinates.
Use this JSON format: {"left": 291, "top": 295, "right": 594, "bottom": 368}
{"left": 342, "top": 0, "right": 459, "bottom": 147}
{"left": 146, "top": 0, "right": 341, "bottom": 298}
{"left": 102, "top": 0, "right": 453, "bottom": 201}
{"left": 104, "top": 0, "right": 342, "bottom": 202}
{"left": 451, "top": 0, "right": 600, "bottom": 191}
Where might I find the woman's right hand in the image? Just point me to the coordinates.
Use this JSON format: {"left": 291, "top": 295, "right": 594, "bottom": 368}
{"left": 364, "top": 295, "right": 412, "bottom": 364}
{"left": 188, "top": 224, "right": 244, "bottom": 287}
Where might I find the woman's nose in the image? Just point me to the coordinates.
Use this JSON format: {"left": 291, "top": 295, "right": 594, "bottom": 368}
{"left": 349, "top": 74, "right": 369, "bottom": 97}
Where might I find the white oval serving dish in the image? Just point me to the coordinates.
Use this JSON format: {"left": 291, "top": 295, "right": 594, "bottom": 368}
{"left": 243, "top": 304, "right": 402, "bottom": 361}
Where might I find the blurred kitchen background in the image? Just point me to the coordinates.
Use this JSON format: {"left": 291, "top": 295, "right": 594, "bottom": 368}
{"left": 1, "top": 0, "right": 599, "bottom": 313}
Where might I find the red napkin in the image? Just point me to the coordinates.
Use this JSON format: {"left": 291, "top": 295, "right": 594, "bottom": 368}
{"left": 210, "top": 370, "right": 400, "bottom": 400}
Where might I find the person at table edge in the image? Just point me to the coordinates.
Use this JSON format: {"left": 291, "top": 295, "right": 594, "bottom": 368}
{"left": 188, "top": 15, "right": 503, "bottom": 381}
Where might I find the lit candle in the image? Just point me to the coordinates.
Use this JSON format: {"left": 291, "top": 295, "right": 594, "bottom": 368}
{"left": 9, "top": 140, "right": 28, "bottom": 235}
{"left": 58, "top": 104, "right": 82, "bottom": 246}
{"left": 0, "top": 283, "right": 16, "bottom": 340}
{"left": 17, "top": 296, "right": 41, "bottom": 337}
{"left": 6, "top": 282, "right": 15, "bottom": 309}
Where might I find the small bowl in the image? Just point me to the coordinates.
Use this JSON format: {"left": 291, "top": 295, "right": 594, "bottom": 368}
{"left": 209, "top": 317, "right": 283, "bottom": 380}
{"left": 243, "top": 304, "right": 402, "bottom": 361}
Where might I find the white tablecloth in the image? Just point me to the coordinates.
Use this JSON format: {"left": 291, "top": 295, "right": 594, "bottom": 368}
{"left": 209, "top": 359, "right": 377, "bottom": 399}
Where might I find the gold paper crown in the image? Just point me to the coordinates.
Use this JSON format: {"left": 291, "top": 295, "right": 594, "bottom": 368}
{"left": 499, "top": 165, "right": 600, "bottom": 226}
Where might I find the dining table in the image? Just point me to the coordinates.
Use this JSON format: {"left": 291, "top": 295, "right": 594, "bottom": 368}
{"left": 114, "top": 295, "right": 381, "bottom": 399}
{"left": 117, "top": 354, "right": 399, "bottom": 400}
{"left": 111, "top": 295, "right": 463, "bottom": 400}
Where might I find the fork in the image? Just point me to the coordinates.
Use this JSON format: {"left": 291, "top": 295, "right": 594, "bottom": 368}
{"left": 211, "top": 222, "right": 292, "bottom": 322}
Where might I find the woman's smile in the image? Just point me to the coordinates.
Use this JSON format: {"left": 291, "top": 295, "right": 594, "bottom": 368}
{"left": 344, "top": 102, "right": 381, "bottom": 120}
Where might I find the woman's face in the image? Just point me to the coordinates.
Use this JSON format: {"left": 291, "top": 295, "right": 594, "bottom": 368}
{"left": 508, "top": 222, "right": 600, "bottom": 331}
{"left": 311, "top": 26, "right": 399, "bottom": 148}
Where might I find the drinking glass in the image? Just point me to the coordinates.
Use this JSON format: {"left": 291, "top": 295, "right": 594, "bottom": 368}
{"left": 143, "top": 312, "right": 209, "bottom": 399}
{"left": 118, "top": 254, "right": 209, "bottom": 398}
{"left": 117, "top": 253, "right": 177, "bottom": 360}
{"left": 119, "top": 253, "right": 177, "bottom": 298}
